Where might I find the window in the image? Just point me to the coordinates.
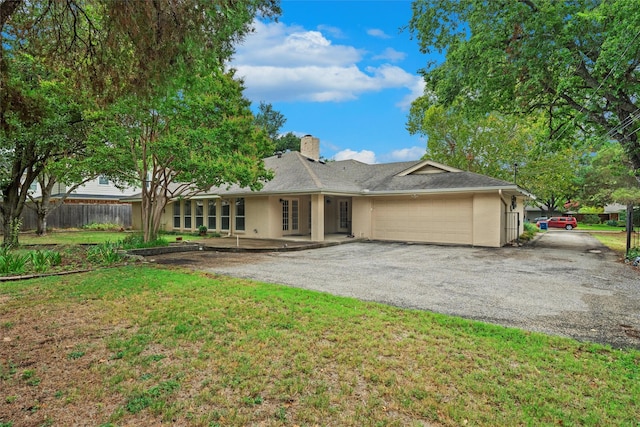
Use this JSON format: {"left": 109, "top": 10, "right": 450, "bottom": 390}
{"left": 207, "top": 200, "right": 217, "bottom": 229}
{"left": 282, "top": 200, "right": 289, "bottom": 231}
{"left": 98, "top": 175, "right": 109, "bottom": 185}
{"left": 235, "top": 198, "right": 245, "bottom": 231}
{"left": 195, "top": 201, "right": 204, "bottom": 228}
{"left": 221, "top": 200, "right": 230, "bottom": 230}
{"left": 173, "top": 202, "right": 181, "bottom": 228}
{"left": 29, "top": 182, "right": 38, "bottom": 192}
{"left": 340, "top": 201, "right": 349, "bottom": 228}
{"left": 292, "top": 199, "right": 298, "bottom": 231}
{"left": 184, "top": 200, "right": 192, "bottom": 229}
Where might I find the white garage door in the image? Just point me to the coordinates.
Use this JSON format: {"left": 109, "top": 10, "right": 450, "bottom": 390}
{"left": 372, "top": 196, "right": 473, "bottom": 245}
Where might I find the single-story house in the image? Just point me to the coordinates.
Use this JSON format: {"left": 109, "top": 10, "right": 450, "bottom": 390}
{"left": 130, "top": 136, "right": 530, "bottom": 247}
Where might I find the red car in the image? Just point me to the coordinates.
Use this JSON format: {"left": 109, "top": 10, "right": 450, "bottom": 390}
{"left": 537, "top": 216, "right": 577, "bottom": 230}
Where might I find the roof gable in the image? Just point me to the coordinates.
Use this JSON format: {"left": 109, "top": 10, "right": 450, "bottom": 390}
{"left": 396, "top": 160, "right": 462, "bottom": 176}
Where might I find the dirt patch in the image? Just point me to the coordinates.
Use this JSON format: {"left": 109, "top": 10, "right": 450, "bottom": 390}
{"left": 147, "top": 250, "right": 269, "bottom": 269}
{"left": 0, "top": 302, "right": 126, "bottom": 426}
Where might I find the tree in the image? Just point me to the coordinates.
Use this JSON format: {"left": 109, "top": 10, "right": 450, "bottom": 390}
{"left": 97, "top": 70, "right": 273, "bottom": 242}
{"left": 578, "top": 142, "right": 639, "bottom": 252}
{"left": 254, "top": 102, "right": 300, "bottom": 154}
{"left": 518, "top": 148, "right": 584, "bottom": 217}
{"left": 0, "top": 53, "right": 87, "bottom": 246}
{"left": 407, "top": 104, "right": 538, "bottom": 180}
{"left": 579, "top": 143, "right": 638, "bottom": 207}
{"left": 274, "top": 132, "right": 301, "bottom": 153}
{"left": 0, "top": 0, "right": 281, "bottom": 245}
{"left": 409, "top": 0, "right": 640, "bottom": 179}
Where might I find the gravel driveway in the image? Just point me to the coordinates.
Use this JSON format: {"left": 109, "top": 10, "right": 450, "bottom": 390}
{"left": 153, "top": 231, "right": 640, "bottom": 349}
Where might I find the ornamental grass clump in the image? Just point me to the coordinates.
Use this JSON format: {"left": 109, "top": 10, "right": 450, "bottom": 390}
{"left": 0, "top": 248, "right": 28, "bottom": 275}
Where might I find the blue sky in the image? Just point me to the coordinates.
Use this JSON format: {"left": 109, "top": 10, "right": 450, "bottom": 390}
{"left": 231, "top": 0, "right": 437, "bottom": 164}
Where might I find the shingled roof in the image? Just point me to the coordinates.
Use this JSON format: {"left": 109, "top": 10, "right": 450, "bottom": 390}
{"left": 207, "top": 151, "right": 520, "bottom": 197}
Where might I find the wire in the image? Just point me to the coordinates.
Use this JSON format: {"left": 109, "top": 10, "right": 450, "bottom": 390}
{"left": 549, "top": 27, "right": 640, "bottom": 145}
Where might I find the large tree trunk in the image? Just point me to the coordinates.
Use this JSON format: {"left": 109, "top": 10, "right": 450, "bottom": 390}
{"left": 1, "top": 181, "right": 24, "bottom": 247}
{"left": 36, "top": 206, "right": 48, "bottom": 236}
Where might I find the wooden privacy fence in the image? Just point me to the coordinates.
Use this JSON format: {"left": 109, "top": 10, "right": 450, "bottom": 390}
{"left": 17, "top": 203, "right": 132, "bottom": 231}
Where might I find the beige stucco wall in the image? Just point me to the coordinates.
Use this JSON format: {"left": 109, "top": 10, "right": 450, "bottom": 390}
{"left": 131, "top": 190, "right": 519, "bottom": 247}
{"left": 351, "top": 197, "right": 372, "bottom": 239}
{"left": 472, "top": 192, "right": 502, "bottom": 247}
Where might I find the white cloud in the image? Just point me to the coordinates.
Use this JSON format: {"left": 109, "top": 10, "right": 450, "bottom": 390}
{"left": 372, "top": 47, "right": 407, "bottom": 62}
{"left": 317, "top": 24, "right": 345, "bottom": 39}
{"left": 367, "top": 28, "right": 391, "bottom": 39}
{"left": 396, "top": 78, "right": 426, "bottom": 111}
{"left": 232, "top": 20, "right": 422, "bottom": 104}
{"left": 334, "top": 149, "right": 377, "bottom": 164}
{"left": 387, "top": 146, "right": 426, "bottom": 161}
{"left": 234, "top": 20, "right": 361, "bottom": 68}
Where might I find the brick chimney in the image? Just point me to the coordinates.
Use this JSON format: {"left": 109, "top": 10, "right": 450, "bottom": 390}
{"left": 300, "top": 135, "right": 320, "bottom": 161}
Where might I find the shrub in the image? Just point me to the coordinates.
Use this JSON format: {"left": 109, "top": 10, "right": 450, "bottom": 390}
{"left": 119, "top": 233, "right": 169, "bottom": 249}
{"left": 627, "top": 247, "right": 640, "bottom": 260}
{"left": 82, "top": 222, "right": 123, "bottom": 231}
{"left": 0, "top": 248, "right": 28, "bottom": 275}
{"left": 582, "top": 214, "right": 601, "bottom": 225}
{"left": 28, "top": 250, "right": 62, "bottom": 273}
{"left": 87, "top": 241, "right": 123, "bottom": 265}
{"left": 520, "top": 222, "right": 538, "bottom": 241}
{"left": 606, "top": 220, "right": 623, "bottom": 227}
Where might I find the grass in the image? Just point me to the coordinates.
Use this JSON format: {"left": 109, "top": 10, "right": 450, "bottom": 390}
{"left": 18, "top": 230, "right": 210, "bottom": 246}
{"left": 590, "top": 231, "right": 630, "bottom": 254}
{"left": 576, "top": 223, "right": 626, "bottom": 231}
{"left": 585, "top": 227, "right": 640, "bottom": 256}
{"left": 0, "top": 266, "right": 638, "bottom": 426}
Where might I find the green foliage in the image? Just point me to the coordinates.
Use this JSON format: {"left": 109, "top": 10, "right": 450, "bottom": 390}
{"left": 606, "top": 220, "right": 622, "bottom": 227}
{"left": 82, "top": 223, "right": 123, "bottom": 231}
{"left": 254, "top": 102, "right": 300, "bottom": 154}
{"left": 96, "top": 68, "right": 274, "bottom": 243}
{"left": 579, "top": 206, "right": 604, "bottom": 214}
{"left": 274, "top": 132, "right": 301, "bottom": 154}
{"left": 28, "top": 250, "right": 62, "bottom": 273}
{"left": 409, "top": 0, "right": 640, "bottom": 173}
{"left": 67, "top": 351, "right": 86, "bottom": 360}
{"left": 627, "top": 247, "right": 640, "bottom": 260}
{"left": 1, "top": 0, "right": 281, "bottom": 247}
{"left": 119, "top": 234, "right": 169, "bottom": 249}
{"left": 582, "top": 214, "right": 602, "bottom": 225}
{"left": 520, "top": 222, "right": 538, "bottom": 241}
{"left": 125, "top": 380, "right": 180, "bottom": 414}
{"left": 518, "top": 147, "right": 584, "bottom": 213}
{"left": 408, "top": 106, "right": 535, "bottom": 180}
{"left": 0, "top": 248, "right": 28, "bottom": 275}
{"left": 578, "top": 144, "right": 638, "bottom": 207}
{"left": 86, "top": 242, "right": 123, "bottom": 266}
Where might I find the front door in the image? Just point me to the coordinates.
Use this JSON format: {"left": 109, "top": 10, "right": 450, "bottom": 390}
{"left": 282, "top": 198, "right": 299, "bottom": 236}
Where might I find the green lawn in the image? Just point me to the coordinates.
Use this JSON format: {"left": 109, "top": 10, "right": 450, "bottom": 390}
{"left": 1, "top": 266, "right": 638, "bottom": 426}
{"left": 589, "top": 231, "right": 631, "bottom": 254}
{"left": 577, "top": 223, "right": 626, "bottom": 232}
{"left": 18, "top": 231, "right": 208, "bottom": 246}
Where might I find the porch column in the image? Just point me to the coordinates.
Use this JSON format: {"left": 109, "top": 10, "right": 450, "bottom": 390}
{"left": 310, "top": 194, "right": 325, "bottom": 242}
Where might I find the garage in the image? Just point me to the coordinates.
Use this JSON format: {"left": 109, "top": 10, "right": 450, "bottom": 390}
{"left": 371, "top": 195, "right": 473, "bottom": 245}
